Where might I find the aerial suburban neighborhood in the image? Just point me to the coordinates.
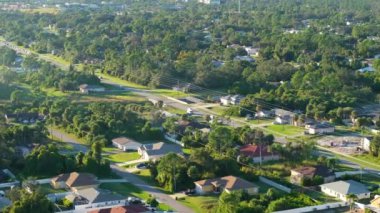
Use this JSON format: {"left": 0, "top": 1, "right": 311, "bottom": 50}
{"left": 0, "top": 0, "right": 380, "bottom": 213}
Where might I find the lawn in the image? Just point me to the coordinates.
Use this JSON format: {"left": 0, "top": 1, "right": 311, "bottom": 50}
{"left": 104, "top": 152, "right": 141, "bottom": 163}
{"left": 178, "top": 195, "right": 218, "bottom": 213}
{"left": 99, "top": 183, "right": 171, "bottom": 211}
{"left": 264, "top": 124, "right": 305, "bottom": 136}
{"left": 164, "top": 106, "right": 186, "bottom": 115}
{"left": 38, "top": 184, "right": 66, "bottom": 195}
{"left": 97, "top": 73, "right": 148, "bottom": 90}
{"left": 353, "top": 154, "right": 380, "bottom": 169}
{"left": 81, "top": 91, "right": 147, "bottom": 103}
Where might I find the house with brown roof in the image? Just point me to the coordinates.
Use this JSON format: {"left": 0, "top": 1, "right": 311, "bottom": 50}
{"left": 112, "top": 137, "right": 142, "bottom": 151}
{"left": 138, "top": 142, "right": 183, "bottom": 161}
{"left": 239, "top": 144, "right": 280, "bottom": 164}
{"left": 194, "top": 175, "right": 259, "bottom": 195}
{"left": 87, "top": 204, "right": 150, "bottom": 213}
{"left": 51, "top": 172, "right": 98, "bottom": 192}
{"left": 290, "top": 165, "right": 335, "bottom": 185}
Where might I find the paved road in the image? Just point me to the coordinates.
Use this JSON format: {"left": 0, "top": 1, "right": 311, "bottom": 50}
{"left": 111, "top": 164, "right": 193, "bottom": 213}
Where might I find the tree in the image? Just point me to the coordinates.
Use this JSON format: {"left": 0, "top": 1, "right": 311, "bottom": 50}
{"left": 156, "top": 153, "right": 189, "bottom": 193}
{"left": 326, "top": 158, "right": 337, "bottom": 171}
{"left": 10, "top": 90, "right": 23, "bottom": 105}
{"left": 5, "top": 190, "right": 54, "bottom": 213}
{"left": 208, "top": 126, "right": 235, "bottom": 155}
{"left": 187, "top": 165, "right": 201, "bottom": 180}
{"left": 347, "top": 193, "right": 358, "bottom": 212}
{"left": 146, "top": 197, "right": 159, "bottom": 207}
{"left": 216, "top": 191, "right": 242, "bottom": 213}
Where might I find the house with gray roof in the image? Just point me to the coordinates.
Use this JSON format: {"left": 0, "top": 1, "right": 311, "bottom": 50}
{"left": 320, "top": 180, "right": 370, "bottom": 201}
{"left": 138, "top": 142, "right": 183, "bottom": 161}
{"left": 112, "top": 137, "right": 142, "bottom": 151}
{"left": 65, "top": 187, "right": 126, "bottom": 211}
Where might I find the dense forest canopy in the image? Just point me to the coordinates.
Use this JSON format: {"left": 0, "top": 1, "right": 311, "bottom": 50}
{"left": 0, "top": 0, "right": 380, "bottom": 118}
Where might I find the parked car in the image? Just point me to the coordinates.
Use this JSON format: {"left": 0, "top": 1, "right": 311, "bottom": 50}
{"left": 184, "top": 189, "right": 195, "bottom": 195}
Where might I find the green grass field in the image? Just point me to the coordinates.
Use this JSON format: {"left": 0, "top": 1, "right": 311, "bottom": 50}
{"left": 178, "top": 195, "right": 218, "bottom": 213}
{"left": 97, "top": 73, "right": 148, "bottom": 89}
{"left": 104, "top": 152, "right": 140, "bottom": 163}
{"left": 19, "top": 7, "right": 60, "bottom": 14}
{"left": 99, "top": 183, "right": 171, "bottom": 211}
{"left": 265, "top": 124, "right": 304, "bottom": 136}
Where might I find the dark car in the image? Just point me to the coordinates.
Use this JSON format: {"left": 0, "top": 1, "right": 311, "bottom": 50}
{"left": 136, "top": 163, "right": 147, "bottom": 169}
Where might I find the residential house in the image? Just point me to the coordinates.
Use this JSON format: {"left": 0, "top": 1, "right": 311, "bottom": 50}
{"left": 220, "top": 95, "right": 244, "bottom": 106}
{"left": 112, "top": 137, "right": 142, "bottom": 151}
{"left": 255, "top": 110, "right": 273, "bottom": 118}
{"left": 137, "top": 142, "right": 183, "bottom": 161}
{"left": 244, "top": 47, "right": 260, "bottom": 57}
{"left": 79, "top": 84, "right": 105, "bottom": 94}
{"left": 87, "top": 204, "right": 150, "bottom": 213}
{"left": 176, "top": 120, "right": 209, "bottom": 135}
{"left": 370, "top": 195, "right": 380, "bottom": 209}
{"left": 65, "top": 188, "right": 126, "bottom": 211}
{"left": 4, "top": 113, "right": 44, "bottom": 124}
{"left": 320, "top": 180, "right": 370, "bottom": 201}
{"left": 307, "top": 123, "right": 335, "bottom": 135}
{"left": 273, "top": 109, "right": 295, "bottom": 125}
{"left": 290, "top": 165, "right": 335, "bottom": 185}
{"left": 361, "top": 137, "right": 372, "bottom": 152}
{"left": 194, "top": 176, "right": 259, "bottom": 195}
{"left": 51, "top": 172, "right": 98, "bottom": 192}
{"left": 239, "top": 144, "right": 280, "bottom": 164}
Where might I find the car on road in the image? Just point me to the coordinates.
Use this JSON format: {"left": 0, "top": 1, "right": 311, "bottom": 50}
{"left": 136, "top": 163, "right": 147, "bottom": 169}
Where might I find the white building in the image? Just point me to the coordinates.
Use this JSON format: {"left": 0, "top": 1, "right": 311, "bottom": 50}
{"left": 198, "top": 0, "right": 220, "bottom": 4}
{"left": 308, "top": 123, "right": 335, "bottom": 135}
{"left": 220, "top": 95, "right": 244, "bottom": 106}
{"left": 320, "top": 180, "right": 370, "bottom": 201}
{"left": 244, "top": 47, "right": 260, "bottom": 57}
{"left": 361, "top": 137, "right": 372, "bottom": 152}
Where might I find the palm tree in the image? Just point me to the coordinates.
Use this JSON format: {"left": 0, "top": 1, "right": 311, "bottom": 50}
{"left": 346, "top": 193, "right": 358, "bottom": 212}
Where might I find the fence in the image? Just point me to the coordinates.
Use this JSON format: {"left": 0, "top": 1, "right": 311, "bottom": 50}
{"left": 259, "top": 176, "right": 292, "bottom": 193}
{"left": 273, "top": 202, "right": 348, "bottom": 213}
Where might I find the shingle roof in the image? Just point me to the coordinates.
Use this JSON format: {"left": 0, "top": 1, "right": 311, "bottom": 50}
{"left": 239, "top": 144, "right": 276, "bottom": 158}
{"left": 112, "top": 137, "right": 142, "bottom": 147}
{"left": 141, "top": 142, "right": 182, "bottom": 159}
{"left": 194, "top": 175, "right": 258, "bottom": 191}
{"left": 77, "top": 188, "right": 125, "bottom": 204}
{"left": 320, "top": 180, "right": 370, "bottom": 195}
{"left": 52, "top": 172, "right": 98, "bottom": 188}
{"left": 292, "top": 165, "right": 334, "bottom": 178}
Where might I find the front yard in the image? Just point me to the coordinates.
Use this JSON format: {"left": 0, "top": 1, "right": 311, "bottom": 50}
{"left": 38, "top": 184, "right": 67, "bottom": 195}
{"left": 99, "top": 183, "right": 171, "bottom": 211}
{"left": 178, "top": 195, "right": 218, "bottom": 213}
{"left": 104, "top": 152, "right": 141, "bottom": 163}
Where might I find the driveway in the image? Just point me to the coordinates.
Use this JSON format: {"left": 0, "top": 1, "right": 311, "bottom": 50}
{"left": 111, "top": 165, "right": 194, "bottom": 213}
{"left": 49, "top": 129, "right": 88, "bottom": 153}
{"left": 116, "top": 158, "right": 148, "bottom": 167}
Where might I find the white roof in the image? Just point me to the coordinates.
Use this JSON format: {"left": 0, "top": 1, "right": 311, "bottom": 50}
{"left": 320, "top": 180, "right": 370, "bottom": 195}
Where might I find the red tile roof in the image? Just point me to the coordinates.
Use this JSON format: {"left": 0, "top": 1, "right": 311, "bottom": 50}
{"left": 239, "top": 144, "right": 275, "bottom": 157}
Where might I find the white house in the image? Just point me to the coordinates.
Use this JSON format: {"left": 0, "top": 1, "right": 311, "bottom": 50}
{"left": 79, "top": 84, "right": 105, "bottom": 94}
{"left": 320, "top": 180, "right": 370, "bottom": 201}
{"left": 244, "top": 47, "right": 260, "bottom": 57}
{"left": 255, "top": 110, "right": 272, "bottom": 118}
{"left": 112, "top": 137, "right": 142, "bottom": 151}
{"left": 361, "top": 137, "right": 372, "bottom": 152}
{"left": 307, "top": 123, "right": 335, "bottom": 135}
{"left": 65, "top": 188, "right": 126, "bottom": 211}
{"left": 220, "top": 95, "right": 244, "bottom": 106}
{"left": 220, "top": 95, "right": 231, "bottom": 106}
{"left": 138, "top": 142, "right": 183, "bottom": 161}
{"left": 198, "top": 0, "right": 220, "bottom": 4}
